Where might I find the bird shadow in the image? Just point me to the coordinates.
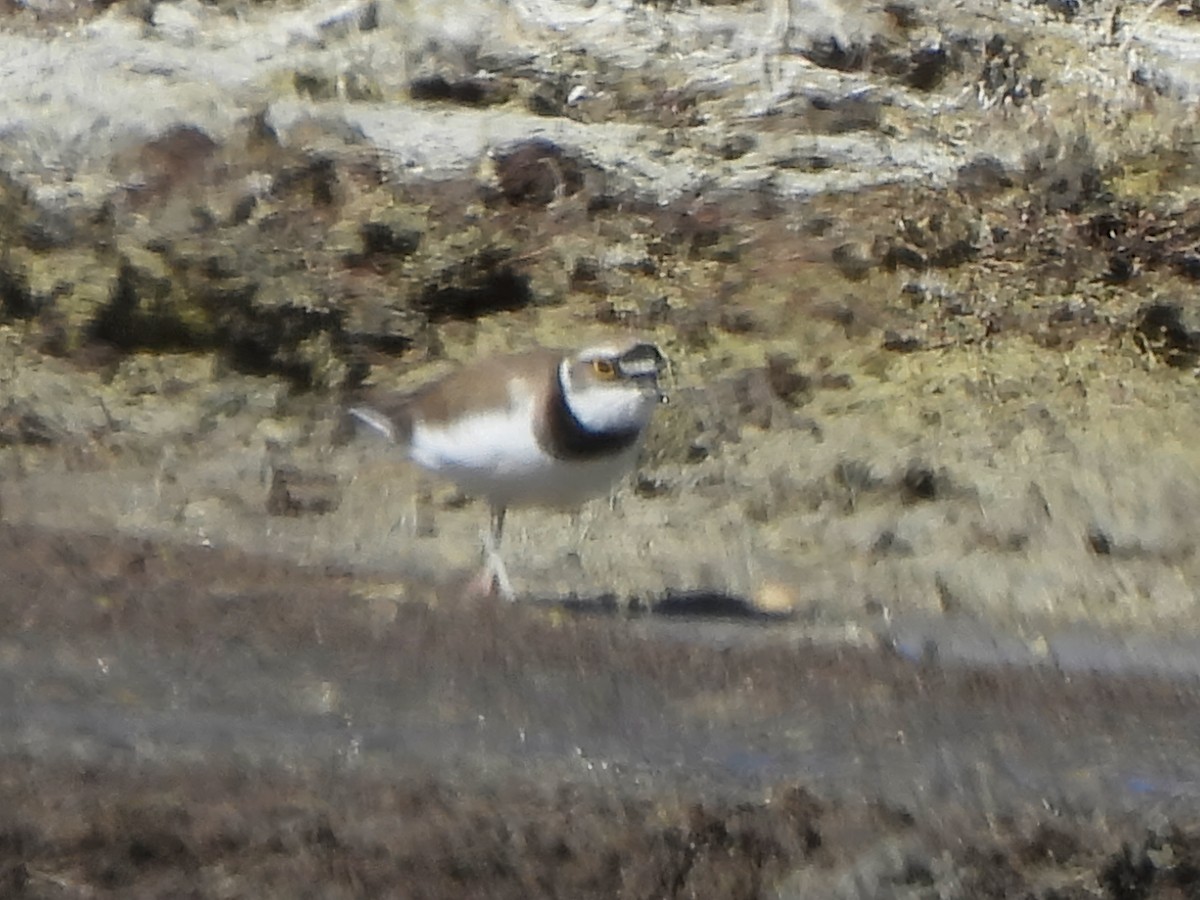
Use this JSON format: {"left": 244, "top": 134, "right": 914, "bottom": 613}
{"left": 528, "top": 589, "right": 795, "bottom": 623}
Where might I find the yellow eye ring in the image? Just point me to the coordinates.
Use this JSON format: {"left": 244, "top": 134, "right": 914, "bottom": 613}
{"left": 592, "top": 359, "right": 616, "bottom": 378}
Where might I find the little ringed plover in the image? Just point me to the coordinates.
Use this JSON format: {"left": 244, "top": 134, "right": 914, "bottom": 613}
{"left": 348, "top": 339, "right": 668, "bottom": 598}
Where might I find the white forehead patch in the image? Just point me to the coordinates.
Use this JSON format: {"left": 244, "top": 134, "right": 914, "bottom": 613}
{"left": 618, "top": 356, "right": 660, "bottom": 378}
{"left": 576, "top": 344, "right": 623, "bottom": 361}
{"left": 577, "top": 342, "right": 663, "bottom": 377}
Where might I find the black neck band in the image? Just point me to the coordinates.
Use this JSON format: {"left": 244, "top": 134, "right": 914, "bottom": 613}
{"left": 544, "top": 369, "right": 642, "bottom": 461}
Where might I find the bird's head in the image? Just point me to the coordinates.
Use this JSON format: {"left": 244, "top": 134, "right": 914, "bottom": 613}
{"left": 560, "top": 340, "right": 668, "bottom": 432}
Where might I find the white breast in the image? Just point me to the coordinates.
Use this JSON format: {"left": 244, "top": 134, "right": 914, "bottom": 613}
{"left": 407, "top": 387, "right": 639, "bottom": 508}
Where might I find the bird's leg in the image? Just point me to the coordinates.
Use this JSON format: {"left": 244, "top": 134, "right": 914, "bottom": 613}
{"left": 478, "top": 503, "right": 514, "bottom": 600}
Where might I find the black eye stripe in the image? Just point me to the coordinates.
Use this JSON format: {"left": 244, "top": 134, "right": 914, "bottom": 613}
{"left": 584, "top": 345, "right": 666, "bottom": 380}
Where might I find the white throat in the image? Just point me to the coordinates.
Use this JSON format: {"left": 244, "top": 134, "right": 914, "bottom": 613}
{"left": 558, "top": 358, "right": 655, "bottom": 434}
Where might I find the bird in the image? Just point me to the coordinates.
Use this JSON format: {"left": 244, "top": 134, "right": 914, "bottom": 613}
{"left": 346, "top": 339, "right": 668, "bottom": 599}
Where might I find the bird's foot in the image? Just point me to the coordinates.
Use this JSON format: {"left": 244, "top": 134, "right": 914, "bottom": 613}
{"left": 468, "top": 529, "right": 515, "bottom": 601}
{"left": 464, "top": 567, "right": 513, "bottom": 601}
{"left": 465, "top": 561, "right": 514, "bottom": 601}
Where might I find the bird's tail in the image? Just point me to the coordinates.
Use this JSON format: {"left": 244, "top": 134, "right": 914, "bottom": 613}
{"left": 346, "top": 406, "right": 401, "bottom": 443}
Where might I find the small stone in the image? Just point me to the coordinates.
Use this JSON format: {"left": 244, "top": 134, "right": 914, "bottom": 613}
{"left": 1086, "top": 526, "right": 1113, "bottom": 556}
{"left": 752, "top": 580, "right": 801, "bottom": 616}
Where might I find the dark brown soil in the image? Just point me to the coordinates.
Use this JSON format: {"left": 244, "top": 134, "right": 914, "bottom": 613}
{"left": 3, "top": 522, "right": 1200, "bottom": 898}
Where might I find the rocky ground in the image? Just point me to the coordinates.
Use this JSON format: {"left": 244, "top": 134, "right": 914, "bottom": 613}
{"left": 4, "top": 0, "right": 1200, "bottom": 895}
{"left": 5, "top": 523, "right": 1200, "bottom": 898}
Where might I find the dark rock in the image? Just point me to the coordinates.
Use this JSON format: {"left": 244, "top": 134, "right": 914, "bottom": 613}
{"left": 801, "top": 37, "right": 869, "bottom": 73}
{"left": 409, "top": 74, "right": 511, "bottom": 107}
{"left": 872, "top": 529, "right": 913, "bottom": 556}
{"left": 1086, "top": 526, "right": 1113, "bottom": 556}
{"left": 293, "top": 69, "right": 339, "bottom": 101}
{"left": 21, "top": 210, "right": 76, "bottom": 251}
{"left": 831, "top": 243, "right": 875, "bottom": 280}
{"left": 270, "top": 155, "right": 339, "bottom": 208}
{"left": 0, "top": 403, "right": 60, "bottom": 446}
{"left": 778, "top": 153, "right": 834, "bottom": 171}
{"left": 494, "top": 139, "right": 585, "bottom": 207}
{"left": 1134, "top": 301, "right": 1200, "bottom": 368}
{"left": 1175, "top": 253, "right": 1200, "bottom": 280}
{"left": 267, "top": 466, "right": 341, "bottom": 517}
{"left": 929, "top": 238, "right": 980, "bottom": 268}
{"left": 716, "top": 133, "right": 757, "bottom": 160}
{"left": 1085, "top": 211, "right": 1127, "bottom": 243}
{"left": 413, "top": 249, "right": 533, "bottom": 322}
{"left": 802, "top": 91, "right": 882, "bottom": 133}
{"left": 882, "top": 244, "right": 927, "bottom": 271}
{"left": 883, "top": 330, "right": 924, "bottom": 352}
{"left": 717, "top": 363, "right": 813, "bottom": 429}
{"left": 901, "top": 461, "right": 942, "bottom": 502}
{"left": 633, "top": 475, "right": 670, "bottom": 499}
{"left": 906, "top": 44, "right": 956, "bottom": 91}
{"left": 570, "top": 256, "right": 601, "bottom": 287}
{"left": 979, "top": 34, "right": 1032, "bottom": 107}
{"left": 358, "top": 217, "right": 422, "bottom": 259}
{"left": 129, "top": 126, "right": 220, "bottom": 205}
{"left": 816, "top": 372, "right": 853, "bottom": 390}
{"left": 1099, "top": 843, "right": 1156, "bottom": 899}
{"left": 672, "top": 205, "right": 739, "bottom": 262}
{"left": 956, "top": 156, "right": 1013, "bottom": 193}
{"left": 526, "top": 74, "right": 573, "bottom": 117}
{"left": 89, "top": 250, "right": 208, "bottom": 352}
{"left": 883, "top": 3, "right": 921, "bottom": 28}
{"left": 715, "top": 304, "right": 757, "bottom": 333}
{"left": 1022, "top": 131, "right": 1104, "bottom": 214}
{"left": 765, "top": 354, "right": 811, "bottom": 406}
{"left": 1019, "top": 823, "right": 1082, "bottom": 865}
{"left": 218, "top": 290, "right": 345, "bottom": 388}
{"left": 1047, "top": 301, "right": 1097, "bottom": 326}
{"left": 1102, "top": 251, "right": 1136, "bottom": 284}
{"left": 1041, "top": 0, "right": 1081, "bottom": 21}
{"left": 0, "top": 263, "right": 35, "bottom": 319}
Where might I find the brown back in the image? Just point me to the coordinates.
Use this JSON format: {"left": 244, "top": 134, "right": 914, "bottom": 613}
{"left": 349, "top": 349, "right": 562, "bottom": 441}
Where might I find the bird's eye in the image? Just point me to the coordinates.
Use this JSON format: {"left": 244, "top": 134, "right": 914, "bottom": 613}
{"left": 592, "top": 359, "right": 616, "bottom": 379}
